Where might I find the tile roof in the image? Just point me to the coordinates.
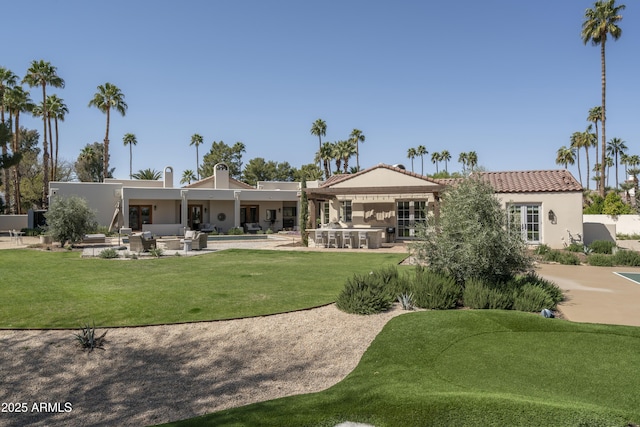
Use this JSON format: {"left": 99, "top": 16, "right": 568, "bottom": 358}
{"left": 435, "top": 170, "right": 582, "bottom": 193}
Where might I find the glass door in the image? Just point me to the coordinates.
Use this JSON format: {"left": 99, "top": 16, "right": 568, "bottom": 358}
{"left": 129, "top": 205, "right": 152, "bottom": 231}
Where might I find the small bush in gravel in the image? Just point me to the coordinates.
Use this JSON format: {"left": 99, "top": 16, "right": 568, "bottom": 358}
{"left": 587, "top": 253, "right": 615, "bottom": 267}
{"left": 336, "top": 273, "right": 395, "bottom": 315}
{"left": 74, "top": 322, "right": 107, "bottom": 352}
{"left": 612, "top": 249, "right": 640, "bottom": 266}
{"left": 565, "top": 242, "right": 584, "bottom": 253}
{"left": 588, "top": 240, "right": 616, "bottom": 254}
{"left": 411, "top": 269, "right": 461, "bottom": 310}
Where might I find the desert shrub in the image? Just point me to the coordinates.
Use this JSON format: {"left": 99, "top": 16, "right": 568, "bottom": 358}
{"left": 534, "top": 244, "right": 551, "bottom": 256}
{"left": 565, "top": 242, "right": 584, "bottom": 253}
{"left": 336, "top": 273, "right": 395, "bottom": 315}
{"left": 513, "top": 284, "right": 555, "bottom": 312}
{"left": 617, "top": 233, "right": 640, "bottom": 240}
{"left": 543, "top": 249, "right": 580, "bottom": 265}
{"left": 512, "top": 273, "right": 563, "bottom": 305}
{"left": 463, "top": 278, "right": 512, "bottom": 309}
{"left": 588, "top": 240, "right": 616, "bottom": 254}
{"left": 612, "top": 249, "right": 640, "bottom": 266}
{"left": 411, "top": 269, "right": 461, "bottom": 310}
{"left": 227, "top": 227, "right": 244, "bottom": 235}
{"left": 410, "top": 177, "right": 532, "bottom": 285}
{"left": 45, "top": 196, "right": 97, "bottom": 246}
{"left": 74, "top": 322, "right": 107, "bottom": 352}
{"left": 98, "top": 248, "right": 119, "bottom": 259}
{"left": 397, "top": 293, "right": 414, "bottom": 310}
{"left": 587, "top": 253, "right": 615, "bottom": 267}
{"left": 148, "top": 247, "right": 164, "bottom": 258}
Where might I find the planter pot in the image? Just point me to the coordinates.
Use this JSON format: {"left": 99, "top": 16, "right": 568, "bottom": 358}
{"left": 40, "top": 235, "right": 53, "bottom": 244}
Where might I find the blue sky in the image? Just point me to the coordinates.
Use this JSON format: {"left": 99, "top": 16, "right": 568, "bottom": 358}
{"left": 4, "top": 0, "right": 640, "bottom": 184}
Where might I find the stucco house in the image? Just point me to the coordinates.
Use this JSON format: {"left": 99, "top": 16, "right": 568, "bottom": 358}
{"left": 49, "top": 163, "right": 301, "bottom": 235}
{"left": 305, "top": 164, "right": 583, "bottom": 248}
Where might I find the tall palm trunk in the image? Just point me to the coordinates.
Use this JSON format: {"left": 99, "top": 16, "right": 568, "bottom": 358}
{"left": 1, "top": 108, "right": 9, "bottom": 212}
{"left": 13, "top": 112, "right": 21, "bottom": 214}
{"left": 54, "top": 117, "right": 60, "bottom": 180}
{"left": 47, "top": 113, "right": 53, "bottom": 180}
{"left": 103, "top": 108, "right": 110, "bottom": 182}
{"left": 585, "top": 145, "right": 590, "bottom": 192}
{"left": 40, "top": 84, "right": 49, "bottom": 208}
{"left": 576, "top": 146, "right": 582, "bottom": 186}
{"left": 600, "top": 42, "right": 606, "bottom": 197}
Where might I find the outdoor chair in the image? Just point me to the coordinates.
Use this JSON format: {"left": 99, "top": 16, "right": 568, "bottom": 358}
{"left": 341, "top": 230, "right": 352, "bottom": 249}
{"left": 129, "top": 233, "right": 156, "bottom": 252}
{"left": 314, "top": 230, "right": 326, "bottom": 248}
{"left": 199, "top": 223, "right": 217, "bottom": 233}
{"left": 192, "top": 231, "right": 208, "bottom": 250}
{"left": 358, "top": 231, "right": 369, "bottom": 249}
{"left": 327, "top": 230, "right": 338, "bottom": 248}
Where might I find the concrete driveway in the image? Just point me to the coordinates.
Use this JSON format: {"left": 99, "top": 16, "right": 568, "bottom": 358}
{"left": 537, "top": 263, "right": 640, "bottom": 327}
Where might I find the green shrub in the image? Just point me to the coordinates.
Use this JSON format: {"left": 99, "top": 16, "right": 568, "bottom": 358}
{"left": 511, "top": 273, "right": 563, "bottom": 306}
{"left": 534, "top": 244, "right": 551, "bottom": 256}
{"left": 513, "top": 284, "right": 555, "bottom": 312}
{"left": 587, "top": 253, "right": 615, "bottom": 267}
{"left": 565, "top": 242, "right": 584, "bottom": 253}
{"left": 45, "top": 196, "right": 97, "bottom": 246}
{"left": 612, "top": 249, "right": 640, "bottom": 266}
{"left": 411, "top": 270, "right": 461, "bottom": 310}
{"left": 543, "top": 250, "right": 580, "bottom": 265}
{"left": 463, "top": 278, "right": 512, "bottom": 310}
{"left": 588, "top": 240, "right": 616, "bottom": 254}
{"left": 98, "top": 248, "right": 119, "bottom": 259}
{"left": 148, "top": 247, "right": 164, "bottom": 258}
{"left": 617, "top": 233, "right": 640, "bottom": 240}
{"left": 227, "top": 227, "right": 244, "bottom": 235}
{"left": 336, "top": 273, "right": 395, "bottom": 315}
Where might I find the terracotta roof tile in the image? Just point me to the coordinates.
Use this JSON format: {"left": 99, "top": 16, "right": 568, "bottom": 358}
{"left": 477, "top": 170, "right": 582, "bottom": 193}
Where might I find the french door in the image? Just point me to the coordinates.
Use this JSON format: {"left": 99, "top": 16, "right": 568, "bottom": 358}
{"left": 129, "top": 205, "right": 152, "bottom": 231}
{"left": 509, "top": 204, "right": 541, "bottom": 243}
{"left": 397, "top": 200, "right": 427, "bottom": 238}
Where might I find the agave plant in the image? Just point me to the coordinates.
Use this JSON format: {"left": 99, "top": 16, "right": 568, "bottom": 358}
{"left": 397, "top": 293, "right": 414, "bottom": 310}
{"left": 74, "top": 322, "right": 107, "bottom": 351}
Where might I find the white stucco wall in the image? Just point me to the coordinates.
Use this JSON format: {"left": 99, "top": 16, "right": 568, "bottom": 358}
{"left": 496, "top": 191, "right": 583, "bottom": 249}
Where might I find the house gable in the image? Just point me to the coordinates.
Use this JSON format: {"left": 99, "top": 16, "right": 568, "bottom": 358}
{"left": 324, "top": 164, "right": 441, "bottom": 189}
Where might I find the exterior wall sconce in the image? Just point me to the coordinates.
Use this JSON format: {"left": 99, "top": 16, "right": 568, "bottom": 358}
{"left": 204, "top": 207, "right": 207, "bottom": 213}
{"left": 548, "top": 209, "right": 556, "bottom": 224}
{"left": 154, "top": 205, "right": 157, "bottom": 211}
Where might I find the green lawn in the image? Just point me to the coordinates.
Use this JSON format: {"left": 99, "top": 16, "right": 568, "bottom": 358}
{"left": 162, "top": 310, "right": 640, "bottom": 427}
{"left": 0, "top": 249, "right": 407, "bottom": 328}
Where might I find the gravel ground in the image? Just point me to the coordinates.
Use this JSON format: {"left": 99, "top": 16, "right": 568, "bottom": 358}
{"left": 0, "top": 304, "right": 406, "bottom": 427}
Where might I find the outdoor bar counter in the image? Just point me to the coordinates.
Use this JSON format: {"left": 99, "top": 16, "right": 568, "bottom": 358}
{"left": 306, "top": 228, "right": 383, "bottom": 249}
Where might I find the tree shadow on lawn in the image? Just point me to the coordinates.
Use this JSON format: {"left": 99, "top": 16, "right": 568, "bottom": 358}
{"left": 0, "top": 323, "right": 334, "bottom": 427}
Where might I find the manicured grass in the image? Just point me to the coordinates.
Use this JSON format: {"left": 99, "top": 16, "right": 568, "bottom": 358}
{"left": 162, "top": 310, "right": 640, "bottom": 427}
{"left": 0, "top": 249, "right": 407, "bottom": 328}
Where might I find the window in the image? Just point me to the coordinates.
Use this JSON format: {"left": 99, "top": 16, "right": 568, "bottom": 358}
{"left": 509, "top": 204, "right": 541, "bottom": 243}
{"left": 397, "top": 200, "right": 427, "bottom": 238}
{"left": 340, "top": 200, "right": 352, "bottom": 222}
{"left": 319, "top": 201, "right": 330, "bottom": 225}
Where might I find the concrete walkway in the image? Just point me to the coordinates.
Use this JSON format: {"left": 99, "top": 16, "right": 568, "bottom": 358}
{"left": 1, "top": 234, "right": 639, "bottom": 327}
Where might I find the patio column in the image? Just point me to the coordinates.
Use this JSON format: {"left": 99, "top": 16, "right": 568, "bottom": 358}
{"left": 181, "top": 190, "right": 189, "bottom": 232}
{"left": 234, "top": 190, "right": 241, "bottom": 229}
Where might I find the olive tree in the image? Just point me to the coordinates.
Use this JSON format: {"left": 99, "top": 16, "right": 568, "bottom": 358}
{"left": 45, "top": 195, "right": 97, "bottom": 246}
{"left": 411, "top": 177, "right": 532, "bottom": 285}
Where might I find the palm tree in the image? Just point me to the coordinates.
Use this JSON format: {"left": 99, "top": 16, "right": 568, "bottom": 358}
{"left": 46, "top": 94, "right": 68, "bottom": 180}
{"left": 407, "top": 147, "right": 417, "bottom": 172}
{"left": 440, "top": 150, "right": 451, "bottom": 172}
{"left": 190, "top": 133, "right": 203, "bottom": 180}
{"left": 605, "top": 156, "right": 614, "bottom": 188}
{"left": 4, "top": 86, "right": 33, "bottom": 214}
{"left": 132, "top": 168, "right": 161, "bottom": 180}
{"left": 430, "top": 151, "right": 440, "bottom": 174}
{"left": 570, "top": 131, "right": 583, "bottom": 186}
{"left": 331, "top": 141, "right": 344, "bottom": 173}
{"left": 467, "top": 151, "right": 478, "bottom": 171}
{"left": 556, "top": 146, "right": 576, "bottom": 169}
{"left": 310, "top": 119, "right": 326, "bottom": 170}
{"left": 582, "top": 0, "right": 625, "bottom": 197}
{"left": 0, "top": 67, "right": 18, "bottom": 210}
{"left": 592, "top": 162, "right": 602, "bottom": 192}
{"left": 88, "top": 82, "right": 127, "bottom": 182}
{"left": 123, "top": 133, "right": 137, "bottom": 179}
{"left": 22, "top": 60, "right": 65, "bottom": 206}
{"left": 181, "top": 169, "right": 197, "bottom": 185}
{"left": 620, "top": 181, "right": 634, "bottom": 203}
{"left": 340, "top": 139, "right": 357, "bottom": 173}
{"left": 416, "top": 145, "right": 427, "bottom": 175}
{"left": 587, "top": 106, "right": 603, "bottom": 169}
{"left": 458, "top": 152, "right": 468, "bottom": 174}
{"left": 606, "top": 137, "right": 627, "bottom": 188}
{"left": 315, "top": 141, "right": 334, "bottom": 180}
{"left": 349, "top": 128, "right": 365, "bottom": 171}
